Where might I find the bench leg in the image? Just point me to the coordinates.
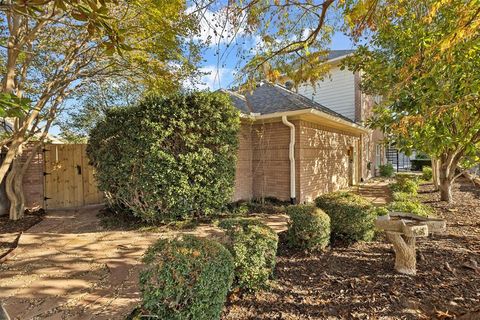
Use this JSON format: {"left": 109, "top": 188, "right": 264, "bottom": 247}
{"left": 386, "top": 232, "right": 417, "bottom": 275}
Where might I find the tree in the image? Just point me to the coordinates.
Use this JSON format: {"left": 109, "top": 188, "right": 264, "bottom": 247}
{"left": 57, "top": 79, "right": 142, "bottom": 143}
{"left": 344, "top": 0, "right": 480, "bottom": 202}
{"left": 190, "top": 0, "right": 340, "bottom": 88}
{"left": 0, "top": 0, "right": 199, "bottom": 219}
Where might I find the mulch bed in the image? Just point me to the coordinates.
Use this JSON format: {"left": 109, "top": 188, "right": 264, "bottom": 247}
{"left": 0, "top": 210, "right": 44, "bottom": 260}
{"left": 222, "top": 178, "right": 480, "bottom": 320}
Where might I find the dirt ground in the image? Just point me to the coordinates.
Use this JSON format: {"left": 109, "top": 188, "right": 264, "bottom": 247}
{"left": 0, "top": 212, "right": 43, "bottom": 259}
{"left": 222, "top": 178, "right": 480, "bottom": 320}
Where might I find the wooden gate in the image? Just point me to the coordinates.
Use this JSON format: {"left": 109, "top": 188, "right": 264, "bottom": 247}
{"left": 43, "top": 144, "right": 103, "bottom": 209}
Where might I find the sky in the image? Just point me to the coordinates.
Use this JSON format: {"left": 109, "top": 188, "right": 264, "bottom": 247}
{"left": 188, "top": 2, "right": 357, "bottom": 91}
{"left": 196, "top": 31, "right": 355, "bottom": 91}
{"left": 52, "top": 5, "right": 357, "bottom": 137}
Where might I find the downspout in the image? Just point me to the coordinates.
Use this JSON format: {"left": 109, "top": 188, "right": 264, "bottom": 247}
{"left": 281, "top": 116, "right": 296, "bottom": 204}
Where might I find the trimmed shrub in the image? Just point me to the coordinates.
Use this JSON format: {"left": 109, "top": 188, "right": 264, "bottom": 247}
{"left": 315, "top": 192, "right": 377, "bottom": 243}
{"left": 396, "top": 172, "right": 421, "bottom": 184}
{"left": 225, "top": 200, "right": 250, "bottom": 215}
{"left": 379, "top": 163, "right": 395, "bottom": 177}
{"left": 218, "top": 218, "right": 278, "bottom": 291}
{"left": 140, "top": 235, "right": 234, "bottom": 320}
{"left": 391, "top": 178, "right": 419, "bottom": 195}
{"left": 370, "top": 206, "right": 389, "bottom": 216}
{"left": 422, "top": 166, "right": 433, "bottom": 181}
{"left": 87, "top": 92, "right": 240, "bottom": 222}
{"left": 392, "top": 192, "right": 411, "bottom": 202}
{"left": 247, "top": 202, "right": 287, "bottom": 214}
{"left": 388, "top": 200, "right": 433, "bottom": 217}
{"left": 285, "top": 205, "right": 330, "bottom": 251}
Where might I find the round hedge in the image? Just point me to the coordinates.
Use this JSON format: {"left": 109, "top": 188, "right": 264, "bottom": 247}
{"left": 315, "top": 192, "right": 376, "bottom": 243}
{"left": 139, "top": 235, "right": 234, "bottom": 320}
{"left": 218, "top": 218, "right": 278, "bottom": 291}
{"left": 87, "top": 92, "right": 240, "bottom": 222}
{"left": 286, "top": 205, "right": 331, "bottom": 251}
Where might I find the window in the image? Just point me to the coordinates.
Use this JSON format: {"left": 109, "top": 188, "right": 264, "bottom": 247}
{"left": 375, "top": 144, "right": 382, "bottom": 167}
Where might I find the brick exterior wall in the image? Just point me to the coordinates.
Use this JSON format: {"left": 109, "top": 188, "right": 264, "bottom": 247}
{"left": 0, "top": 146, "right": 44, "bottom": 215}
{"left": 20, "top": 146, "right": 44, "bottom": 209}
{"left": 297, "top": 120, "right": 360, "bottom": 203}
{"left": 251, "top": 121, "right": 296, "bottom": 201}
{"left": 232, "top": 123, "right": 253, "bottom": 201}
{"left": 232, "top": 119, "right": 364, "bottom": 204}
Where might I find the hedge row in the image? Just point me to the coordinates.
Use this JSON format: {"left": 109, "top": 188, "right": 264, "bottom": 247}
{"left": 140, "top": 218, "right": 279, "bottom": 319}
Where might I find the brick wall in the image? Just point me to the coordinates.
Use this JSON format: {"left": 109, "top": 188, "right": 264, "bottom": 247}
{"left": 232, "top": 119, "right": 368, "bottom": 204}
{"left": 20, "top": 146, "right": 44, "bottom": 209}
{"left": 251, "top": 121, "right": 297, "bottom": 201}
{"left": 0, "top": 146, "right": 44, "bottom": 215}
{"left": 297, "top": 120, "right": 360, "bottom": 203}
{"left": 232, "top": 123, "right": 253, "bottom": 201}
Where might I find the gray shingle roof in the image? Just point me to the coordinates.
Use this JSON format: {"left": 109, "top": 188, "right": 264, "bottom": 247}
{"left": 225, "top": 83, "right": 355, "bottom": 124}
{"left": 327, "top": 50, "right": 355, "bottom": 60}
{"left": 220, "top": 89, "right": 250, "bottom": 114}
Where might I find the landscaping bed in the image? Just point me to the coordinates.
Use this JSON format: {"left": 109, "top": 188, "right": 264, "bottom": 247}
{"left": 0, "top": 211, "right": 44, "bottom": 259}
{"left": 222, "top": 178, "right": 480, "bottom": 319}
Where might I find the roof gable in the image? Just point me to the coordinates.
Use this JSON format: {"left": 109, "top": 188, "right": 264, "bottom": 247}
{"left": 227, "top": 82, "right": 355, "bottom": 124}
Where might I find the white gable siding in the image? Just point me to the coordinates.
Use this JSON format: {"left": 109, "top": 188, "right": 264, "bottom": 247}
{"left": 297, "top": 66, "right": 356, "bottom": 120}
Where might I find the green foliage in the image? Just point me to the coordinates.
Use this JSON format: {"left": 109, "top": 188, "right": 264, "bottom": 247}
{"left": 422, "top": 167, "right": 433, "bottom": 181}
{"left": 247, "top": 200, "right": 287, "bottom": 214}
{"left": 140, "top": 235, "right": 234, "bottom": 320}
{"left": 315, "top": 192, "right": 377, "bottom": 243}
{"left": 219, "top": 218, "right": 278, "bottom": 291}
{"left": 389, "top": 191, "right": 433, "bottom": 217}
{"left": 225, "top": 200, "right": 251, "bottom": 215}
{"left": 379, "top": 163, "right": 394, "bottom": 177}
{"left": 370, "top": 206, "right": 389, "bottom": 217}
{"left": 224, "top": 198, "right": 288, "bottom": 215}
{"left": 392, "top": 192, "right": 411, "bottom": 202}
{"left": 391, "top": 175, "right": 419, "bottom": 195}
{"left": 344, "top": 0, "right": 480, "bottom": 201}
{"left": 285, "top": 205, "right": 330, "bottom": 251}
{"left": 388, "top": 200, "right": 433, "bottom": 217}
{"left": 87, "top": 91, "right": 240, "bottom": 222}
{"left": 416, "top": 152, "right": 430, "bottom": 160}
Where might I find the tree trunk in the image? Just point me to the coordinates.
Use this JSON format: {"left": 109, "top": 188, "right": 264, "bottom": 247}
{"left": 6, "top": 158, "right": 24, "bottom": 220}
{"left": 439, "top": 175, "right": 453, "bottom": 203}
{"left": 431, "top": 158, "right": 440, "bottom": 190}
{"left": 386, "top": 232, "right": 417, "bottom": 275}
{"left": 438, "top": 153, "right": 459, "bottom": 203}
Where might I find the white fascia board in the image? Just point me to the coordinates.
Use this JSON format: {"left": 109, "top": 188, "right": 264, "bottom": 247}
{"left": 252, "top": 108, "right": 370, "bottom": 134}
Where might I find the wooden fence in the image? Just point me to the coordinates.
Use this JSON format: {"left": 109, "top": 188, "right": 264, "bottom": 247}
{"left": 43, "top": 144, "right": 103, "bottom": 209}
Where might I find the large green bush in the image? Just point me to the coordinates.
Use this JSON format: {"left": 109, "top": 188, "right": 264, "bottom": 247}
{"left": 218, "top": 218, "right": 278, "bottom": 291}
{"left": 285, "top": 205, "right": 330, "bottom": 251}
{"left": 139, "top": 235, "right": 234, "bottom": 320}
{"left": 315, "top": 192, "right": 377, "bottom": 243}
{"left": 379, "top": 163, "right": 395, "bottom": 177}
{"left": 87, "top": 92, "right": 240, "bottom": 222}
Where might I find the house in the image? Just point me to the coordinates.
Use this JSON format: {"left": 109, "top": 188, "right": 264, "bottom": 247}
{"left": 226, "top": 50, "right": 387, "bottom": 203}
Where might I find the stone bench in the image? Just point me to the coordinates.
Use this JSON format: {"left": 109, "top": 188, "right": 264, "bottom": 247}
{"left": 376, "top": 212, "right": 446, "bottom": 275}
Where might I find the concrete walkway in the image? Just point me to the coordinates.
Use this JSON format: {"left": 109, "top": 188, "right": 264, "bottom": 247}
{"left": 0, "top": 207, "right": 288, "bottom": 319}
{"left": 354, "top": 180, "right": 393, "bottom": 206}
